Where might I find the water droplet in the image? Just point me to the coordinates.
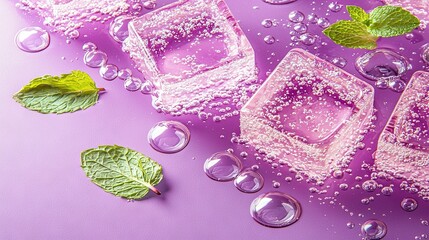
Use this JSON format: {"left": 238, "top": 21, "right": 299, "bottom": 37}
{"left": 422, "top": 220, "right": 429, "bottom": 226}
{"left": 262, "top": 0, "right": 297, "bottom": 4}
{"left": 401, "top": 198, "right": 418, "bottom": 212}
{"left": 361, "top": 219, "right": 387, "bottom": 240}
{"left": 250, "top": 192, "right": 302, "bottom": 228}
{"left": 234, "top": 169, "right": 264, "bottom": 193}
{"left": 388, "top": 79, "right": 406, "bottom": 92}
{"left": 332, "top": 170, "right": 344, "bottom": 179}
{"left": 264, "top": 35, "right": 276, "bottom": 44}
{"left": 328, "top": 2, "right": 342, "bottom": 12}
{"left": 99, "top": 64, "right": 118, "bottom": 81}
{"left": 375, "top": 79, "right": 389, "bottom": 89}
{"left": 124, "top": 77, "right": 143, "bottom": 91}
{"left": 143, "top": 0, "right": 156, "bottom": 9}
{"left": 82, "top": 42, "right": 97, "bottom": 52}
{"left": 355, "top": 49, "right": 410, "bottom": 81}
{"left": 15, "top": 27, "right": 50, "bottom": 52}
{"left": 148, "top": 121, "right": 190, "bottom": 153}
{"left": 84, "top": 50, "right": 108, "bottom": 68}
{"left": 331, "top": 57, "right": 347, "bottom": 68}
{"left": 141, "top": 81, "right": 154, "bottom": 94}
{"left": 118, "top": 68, "right": 132, "bottom": 80}
{"left": 339, "top": 183, "right": 348, "bottom": 190}
{"left": 293, "top": 23, "right": 307, "bottom": 34}
{"left": 109, "top": 15, "right": 135, "bottom": 43}
{"left": 251, "top": 164, "right": 260, "bottom": 171}
{"left": 273, "top": 181, "right": 281, "bottom": 188}
{"left": 289, "top": 11, "right": 305, "bottom": 23}
{"left": 362, "top": 180, "right": 378, "bottom": 192}
{"left": 261, "top": 19, "right": 273, "bottom": 28}
{"left": 307, "top": 13, "right": 318, "bottom": 24}
{"left": 204, "top": 152, "right": 243, "bottom": 181}
{"left": 67, "top": 29, "right": 80, "bottom": 39}
{"left": 300, "top": 33, "right": 316, "bottom": 45}
{"left": 347, "top": 222, "right": 355, "bottom": 229}
{"left": 361, "top": 198, "right": 370, "bottom": 205}
{"left": 317, "top": 17, "right": 330, "bottom": 28}
{"left": 381, "top": 186, "right": 393, "bottom": 196}
{"left": 421, "top": 44, "right": 429, "bottom": 64}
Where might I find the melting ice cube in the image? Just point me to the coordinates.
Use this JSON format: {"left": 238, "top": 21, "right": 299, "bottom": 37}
{"left": 123, "top": 0, "right": 255, "bottom": 115}
{"left": 375, "top": 71, "right": 429, "bottom": 198}
{"left": 240, "top": 48, "right": 374, "bottom": 180}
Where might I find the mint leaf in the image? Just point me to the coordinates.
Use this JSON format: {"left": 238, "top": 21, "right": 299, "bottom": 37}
{"left": 347, "top": 5, "right": 369, "bottom": 23}
{"left": 323, "top": 20, "right": 378, "bottom": 49}
{"left": 368, "top": 5, "right": 420, "bottom": 37}
{"left": 81, "top": 145, "right": 163, "bottom": 199}
{"left": 13, "top": 70, "right": 103, "bottom": 114}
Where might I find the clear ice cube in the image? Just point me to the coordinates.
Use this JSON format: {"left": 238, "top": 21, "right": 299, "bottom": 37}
{"left": 240, "top": 49, "right": 374, "bottom": 180}
{"left": 123, "top": 0, "right": 255, "bottom": 114}
{"left": 375, "top": 71, "right": 429, "bottom": 197}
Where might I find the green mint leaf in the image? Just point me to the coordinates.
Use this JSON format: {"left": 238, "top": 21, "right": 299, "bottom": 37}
{"left": 13, "top": 70, "right": 103, "bottom": 114}
{"left": 81, "top": 145, "right": 163, "bottom": 199}
{"left": 346, "top": 5, "right": 369, "bottom": 23}
{"left": 368, "top": 5, "right": 420, "bottom": 37}
{"left": 323, "top": 20, "right": 378, "bottom": 50}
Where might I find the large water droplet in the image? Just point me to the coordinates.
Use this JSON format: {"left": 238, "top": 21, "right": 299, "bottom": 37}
{"left": 355, "top": 49, "right": 410, "bottom": 81}
{"left": 234, "top": 169, "right": 264, "bottom": 193}
{"left": 262, "top": 0, "right": 297, "bottom": 4}
{"left": 204, "top": 152, "right": 242, "bottom": 181}
{"left": 118, "top": 68, "right": 133, "bottom": 80}
{"left": 289, "top": 11, "right": 305, "bottom": 23}
{"left": 388, "top": 78, "right": 406, "bottom": 92}
{"left": 84, "top": 50, "right": 108, "bottom": 68}
{"left": 148, "top": 121, "right": 191, "bottom": 153}
{"left": 109, "top": 15, "right": 135, "bottom": 43}
{"left": 300, "top": 33, "right": 316, "bottom": 45}
{"left": 293, "top": 23, "right": 307, "bottom": 34}
{"left": 361, "top": 219, "right": 387, "bottom": 240}
{"left": 401, "top": 197, "right": 418, "bottom": 212}
{"left": 124, "top": 77, "right": 143, "bottom": 91}
{"left": 250, "top": 192, "right": 302, "bottom": 228}
{"left": 15, "top": 27, "right": 50, "bottom": 52}
{"left": 99, "top": 64, "right": 118, "bottom": 81}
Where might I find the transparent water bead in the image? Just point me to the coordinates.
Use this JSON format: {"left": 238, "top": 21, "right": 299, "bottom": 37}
{"left": 261, "top": 19, "right": 273, "bottom": 28}
{"left": 99, "top": 64, "right": 118, "bottom": 81}
{"left": 289, "top": 11, "right": 305, "bottom": 23}
{"left": 362, "top": 180, "right": 378, "bottom": 192}
{"left": 84, "top": 50, "right": 108, "bottom": 68}
{"left": 141, "top": 81, "right": 154, "bottom": 94}
{"left": 421, "top": 44, "right": 429, "bottom": 64}
{"left": 361, "top": 220, "right": 387, "bottom": 240}
{"left": 118, "top": 68, "right": 132, "bottom": 80}
{"left": 204, "top": 152, "right": 242, "bottom": 181}
{"left": 317, "top": 17, "right": 330, "bottom": 28}
{"left": 250, "top": 192, "right": 302, "bottom": 228}
{"left": 148, "top": 121, "right": 191, "bottom": 153}
{"left": 328, "top": 2, "right": 342, "bottom": 12}
{"left": 293, "top": 23, "right": 307, "bottom": 34}
{"left": 234, "top": 169, "right": 264, "bottom": 193}
{"left": 124, "top": 77, "right": 143, "bottom": 91}
{"left": 388, "top": 78, "right": 406, "bottom": 92}
{"left": 401, "top": 198, "right": 418, "bottom": 212}
{"left": 355, "top": 49, "right": 410, "bottom": 81}
{"left": 109, "top": 15, "right": 135, "bottom": 43}
{"left": 331, "top": 57, "right": 347, "bottom": 68}
{"left": 143, "top": 0, "right": 156, "bottom": 9}
{"left": 262, "top": 0, "right": 297, "bottom": 4}
{"left": 300, "top": 33, "right": 316, "bottom": 45}
{"left": 82, "top": 42, "right": 97, "bottom": 52}
{"left": 15, "top": 27, "right": 50, "bottom": 52}
{"left": 264, "top": 35, "right": 276, "bottom": 44}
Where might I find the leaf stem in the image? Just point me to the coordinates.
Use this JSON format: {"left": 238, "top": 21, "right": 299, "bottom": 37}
{"left": 148, "top": 185, "right": 161, "bottom": 195}
{"left": 98, "top": 87, "right": 106, "bottom": 93}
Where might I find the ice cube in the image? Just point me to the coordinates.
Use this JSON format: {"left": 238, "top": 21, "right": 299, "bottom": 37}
{"left": 375, "top": 71, "right": 429, "bottom": 198}
{"left": 123, "top": 0, "right": 255, "bottom": 115}
{"left": 240, "top": 48, "right": 374, "bottom": 180}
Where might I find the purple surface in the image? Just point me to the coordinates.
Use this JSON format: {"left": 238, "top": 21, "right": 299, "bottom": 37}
{"left": 1, "top": 0, "right": 428, "bottom": 239}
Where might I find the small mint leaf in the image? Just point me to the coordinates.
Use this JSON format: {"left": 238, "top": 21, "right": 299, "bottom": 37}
{"left": 13, "top": 70, "right": 103, "bottom": 114}
{"left": 368, "top": 5, "right": 420, "bottom": 37}
{"left": 323, "top": 20, "right": 378, "bottom": 50}
{"left": 347, "top": 5, "right": 369, "bottom": 23}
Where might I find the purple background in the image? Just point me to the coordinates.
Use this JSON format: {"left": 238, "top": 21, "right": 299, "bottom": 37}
{"left": 1, "top": 0, "right": 429, "bottom": 239}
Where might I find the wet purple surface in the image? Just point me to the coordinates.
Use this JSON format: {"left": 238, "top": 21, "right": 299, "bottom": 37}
{"left": 0, "top": 0, "right": 428, "bottom": 239}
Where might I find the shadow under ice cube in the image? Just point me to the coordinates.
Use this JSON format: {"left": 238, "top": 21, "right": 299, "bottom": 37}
{"left": 240, "top": 48, "right": 374, "bottom": 180}
{"left": 375, "top": 71, "right": 429, "bottom": 198}
{"left": 123, "top": 0, "right": 255, "bottom": 114}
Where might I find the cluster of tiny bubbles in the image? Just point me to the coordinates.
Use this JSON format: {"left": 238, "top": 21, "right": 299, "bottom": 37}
{"left": 328, "top": 2, "right": 342, "bottom": 12}
{"left": 147, "top": 121, "right": 190, "bottom": 153}
{"left": 331, "top": 57, "right": 347, "bottom": 68}
{"left": 250, "top": 192, "right": 302, "bottom": 228}
{"left": 401, "top": 197, "right": 418, "bottom": 212}
{"left": 15, "top": 26, "right": 50, "bottom": 52}
{"left": 355, "top": 49, "right": 411, "bottom": 92}
{"left": 109, "top": 15, "right": 135, "bottom": 43}
{"left": 421, "top": 43, "right": 429, "bottom": 64}
{"left": 234, "top": 168, "right": 264, "bottom": 193}
{"left": 361, "top": 220, "right": 387, "bottom": 240}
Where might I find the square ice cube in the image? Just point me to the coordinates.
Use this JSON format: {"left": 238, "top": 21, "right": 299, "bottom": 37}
{"left": 123, "top": 0, "right": 255, "bottom": 114}
{"left": 375, "top": 71, "right": 429, "bottom": 197}
{"left": 240, "top": 48, "right": 374, "bottom": 180}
